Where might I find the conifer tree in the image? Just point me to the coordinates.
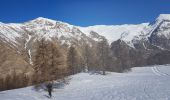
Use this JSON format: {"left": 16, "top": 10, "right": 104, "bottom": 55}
{"left": 33, "top": 38, "right": 66, "bottom": 83}
{"left": 67, "top": 45, "right": 80, "bottom": 75}
{"left": 97, "top": 38, "right": 110, "bottom": 75}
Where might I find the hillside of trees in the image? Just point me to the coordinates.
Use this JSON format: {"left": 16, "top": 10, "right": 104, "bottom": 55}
{"left": 0, "top": 38, "right": 127, "bottom": 91}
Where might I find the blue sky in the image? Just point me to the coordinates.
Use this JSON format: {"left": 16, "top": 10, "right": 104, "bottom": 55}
{"left": 0, "top": 0, "right": 170, "bottom": 26}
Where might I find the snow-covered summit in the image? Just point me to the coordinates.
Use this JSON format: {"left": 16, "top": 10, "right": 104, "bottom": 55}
{"left": 29, "top": 17, "right": 56, "bottom": 24}
{"left": 156, "top": 14, "right": 170, "bottom": 22}
{"left": 146, "top": 14, "right": 170, "bottom": 37}
{"left": 28, "top": 17, "right": 74, "bottom": 28}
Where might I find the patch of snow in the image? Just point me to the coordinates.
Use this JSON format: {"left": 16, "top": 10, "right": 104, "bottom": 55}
{"left": 143, "top": 43, "right": 147, "bottom": 49}
{"left": 156, "top": 14, "right": 170, "bottom": 22}
{"left": 28, "top": 49, "right": 33, "bottom": 65}
{"left": 30, "top": 17, "right": 56, "bottom": 25}
{"left": 151, "top": 44, "right": 167, "bottom": 51}
{"left": 156, "top": 21, "right": 170, "bottom": 38}
{"left": 25, "top": 35, "right": 32, "bottom": 49}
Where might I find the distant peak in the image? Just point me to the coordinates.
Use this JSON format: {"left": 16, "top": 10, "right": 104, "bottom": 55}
{"left": 157, "top": 14, "right": 170, "bottom": 21}
{"left": 35, "top": 17, "right": 55, "bottom": 21}
{"left": 30, "top": 17, "right": 57, "bottom": 24}
{"left": 35, "top": 17, "right": 46, "bottom": 20}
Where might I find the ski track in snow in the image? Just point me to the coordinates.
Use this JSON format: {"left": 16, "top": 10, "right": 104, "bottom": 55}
{"left": 0, "top": 65, "right": 170, "bottom": 100}
{"left": 152, "top": 66, "right": 170, "bottom": 77}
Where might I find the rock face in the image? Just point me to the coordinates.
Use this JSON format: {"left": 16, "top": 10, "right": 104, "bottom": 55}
{"left": 1, "top": 14, "right": 170, "bottom": 76}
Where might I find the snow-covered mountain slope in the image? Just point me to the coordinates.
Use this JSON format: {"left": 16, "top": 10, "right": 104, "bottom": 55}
{"left": 79, "top": 23, "right": 149, "bottom": 44}
{"left": 79, "top": 14, "right": 170, "bottom": 48}
{"left": 0, "top": 23, "right": 23, "bottom": 46}
{"left": 147, "top": 14, "right": 170, "bottom": 37}
{"left": 146, "top": 14, "right": 170, "bottom": 49}
{"left": 0, "top": 17, "right": 99, "bottom": 50}
{"left": 1, "top": 14, "right": 170, "bottom": 49}
{"left": 1, "top": 65, "right": 170, "bottom": 100}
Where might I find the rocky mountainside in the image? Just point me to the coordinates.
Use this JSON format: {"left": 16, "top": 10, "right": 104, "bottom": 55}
{"left": 110, "top": 14, "right": 170, "bottom": 68}
{"left": 0, "top": 14, "right": 170, "bottom": 76}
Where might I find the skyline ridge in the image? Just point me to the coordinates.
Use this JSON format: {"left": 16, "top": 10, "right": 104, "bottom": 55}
{"left": 0, "top": 0, "right": 170, "bottom": 26}
{"left": 0, "top": 14, "right": 170, "bottom": 27}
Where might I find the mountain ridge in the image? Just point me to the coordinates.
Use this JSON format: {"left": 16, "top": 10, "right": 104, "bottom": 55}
{"left": 1, "top": 14, "right": 170, "bottom": 46}
{"left": 1, "top": 14, "right": 170, "bottom": 79}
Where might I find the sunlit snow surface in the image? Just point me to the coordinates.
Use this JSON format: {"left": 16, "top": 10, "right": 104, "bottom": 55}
{"left": 0, "top": 65, "right": 170, "bottom": 100}
{"left": 79, "top": 23, "right": 149, "bottom": 44}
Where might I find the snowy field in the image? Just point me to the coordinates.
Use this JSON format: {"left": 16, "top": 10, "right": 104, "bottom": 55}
{"left": 0, "top": 65, "right": 170, "bottom": 100}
